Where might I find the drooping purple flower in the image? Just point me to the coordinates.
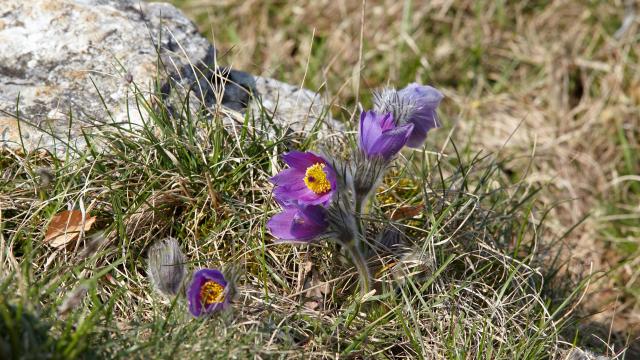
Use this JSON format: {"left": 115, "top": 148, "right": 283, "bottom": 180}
{"left": 358, "top": 110, "right": 414, "bottom": 160}
{"left": 267, "top": 204, "right": 328, "bottom": 243}
{"left": 397, "top": 83, "right": 443, "bottom": 148}
{"left": 270, "top": 151, "right": 337, "bottom": 206}
{"left": 187, "top": 268, "right": 229, "bottom": 317}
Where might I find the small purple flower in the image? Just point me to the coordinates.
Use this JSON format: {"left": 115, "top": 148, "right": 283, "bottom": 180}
{"left": 358, "top": 110, "right": 414, "bottom": 160}
{"left": 267, "top": 204, "right": 328, "bottom": 243}
{"left": 271, "top": 151, "right": 337, "bottom": 206}
{"left": 187, "top": 269, "right": 229, "bottom": 317}
{"left": 397, "top": 83, "right": 443, "bottom": 148}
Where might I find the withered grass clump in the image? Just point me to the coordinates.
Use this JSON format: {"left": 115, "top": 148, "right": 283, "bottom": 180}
{"left": 177, "top": 0, "right": 639, "bottom": 352}
{"left": 0, "top": 77, "right": 591, "bottom": 358}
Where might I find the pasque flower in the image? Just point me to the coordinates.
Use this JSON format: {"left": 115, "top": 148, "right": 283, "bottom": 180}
{"left": 359, "top": 110, "right": 414, "bottom": 160}
{"left": 271, "top": 151, "right": 337, "bottom": 206}
{"left": 187, "top": 269, "right": 229, "bottom": 317}
{"left": 397, "top": 83, "right": 443, "bottom": 148}
{"left": 267, "top": 204, "right": 328, "bottom": 243}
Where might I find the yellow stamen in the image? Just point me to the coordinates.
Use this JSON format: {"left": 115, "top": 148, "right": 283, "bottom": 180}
{"left": 303, "top": 163, "right": 331, "bottom": 195}
{"left": 199, "top": 281, "right": 225, "bottom": 305}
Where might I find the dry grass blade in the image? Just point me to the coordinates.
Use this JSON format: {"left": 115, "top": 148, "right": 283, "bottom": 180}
{"left": 105, "top": 189, "right": 186, "bottom": 246}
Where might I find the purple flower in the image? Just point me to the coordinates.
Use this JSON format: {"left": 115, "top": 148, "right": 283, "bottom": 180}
{"left": 271, "top": 151, "right": 337, "bottom": 206}
{"left": 397, "top": 83, "right": 443, "bottom": 148}
{"left": 187, "top": 268, "right": 229, "bottom": 317}
{"left": 358, "top": 110, "right": 414, "bottom": 160}
{"left": 267, "top": 204, "right": 328, "bottom": 243}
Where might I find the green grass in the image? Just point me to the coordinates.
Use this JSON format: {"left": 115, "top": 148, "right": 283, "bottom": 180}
{"left": 0, "top": 62, "right": 595, "bottom": 358}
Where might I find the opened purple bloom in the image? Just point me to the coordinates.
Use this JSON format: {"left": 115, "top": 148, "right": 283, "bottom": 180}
{"left": 267, "top": 204, "right": 328, "bottom": 243}
{"left": 271, "top": 151, "right": 337, "bottom": 206}
{"left": 397, "top": 83, "right": 443, "bottom": 148}
{"left": 359, "top": 110, "right": 414, "bottom": 160}
{"left": 187, "top": 268, "right": 229, "bottom": 317}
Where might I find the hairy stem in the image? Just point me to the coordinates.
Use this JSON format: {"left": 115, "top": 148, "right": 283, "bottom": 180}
{"left": 346, "top": 238, "right": 371, "bottom": 296}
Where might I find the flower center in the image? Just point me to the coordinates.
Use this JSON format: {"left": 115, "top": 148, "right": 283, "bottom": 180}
{"left": 304, "top": 163, "right": 331, "bottom": 195}
{"left": 199, "top": 280, "right": 225, "bottom": 305}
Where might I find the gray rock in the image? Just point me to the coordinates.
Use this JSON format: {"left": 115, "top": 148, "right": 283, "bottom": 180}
{"left": 252, "top": 76, "right": 343, "bottom": 135}
{"left": 0, "top": 0, "right": 338, "bottom": 155}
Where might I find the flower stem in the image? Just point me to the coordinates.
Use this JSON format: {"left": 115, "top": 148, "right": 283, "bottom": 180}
{"left": 346, "top": 239, "right": 371, "bottom": 296}
{"left": 354, "top": 194, "right": 369, "bottom": 253}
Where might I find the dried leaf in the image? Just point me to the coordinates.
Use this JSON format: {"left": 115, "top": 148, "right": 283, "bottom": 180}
{"left": 44, "top": 210, "right": 96, "bottom": 248}
{"left": 299, "top": 259, "right": 330, "bottom": 311}
{"left": 303, "top": 273, "right": 329, "bottom": 299}
{"left": 390, "top": 205, "right": 423, "bottom": 220}
{"left": 303, "top": 301, "right": 319, "bottom": 310}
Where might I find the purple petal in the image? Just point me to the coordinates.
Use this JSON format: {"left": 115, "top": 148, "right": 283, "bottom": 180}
{"left": 272, "top": 152, "right": 337, "bottom": 206}
{"left": 203, "top": 300, "right": 227, "bottom": 313}
{"left": 406, "top": 128, "right": 428, "bottom": 148}
{"left": 267, "top": 207, "right": 299, "bottom": 240}
{"left": 398, "top": 83, "right": 444, "bottom": 107}
{"left": 405, "top": 112, "right": 439, "bottom": 148}
{"left": 299, "top": 204, "right": 327, "bottom": 225}
{"left": 378, "top": 112, "right": 395, "bottom": 131}
{"left": 370, "top": 123, "right": 414, "bottom": 160}
{"left": 273, "top": 184, "right": 316, "bottom": 205}
{"left": 359, "top": 111, "right": 383, "bottom": 155}
{"left": 270, "top": 168, "right": 304, "bottom": 187}
{"left": 325, "top": 164, "right": 338, "bottom": 191}
{"left": 398, "top": 84, "right": 443, "bottom": 148}
{"left": 359, "top": 110, "right": 412, "bottom": 159}
{"left": 268, "top": 205, "right": 328, "bottom": 243}
{"left": 187, "top": 273, "right": 206, "bottom": 316}
{"left": 198, "top": 269, "right": 228, "bottom": 287}
{"left": 296, "top": 189, "right": 333, "bottom": 206}
{"left": 281, "top": 151, "right": 326, "bottom": 171}
{"left": 290, "top": 205, "right": 327, "bottom": 239}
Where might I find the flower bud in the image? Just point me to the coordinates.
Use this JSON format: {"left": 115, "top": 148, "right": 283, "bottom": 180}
{"left": 147, "top": 237, "right": 186, "bottom": 297}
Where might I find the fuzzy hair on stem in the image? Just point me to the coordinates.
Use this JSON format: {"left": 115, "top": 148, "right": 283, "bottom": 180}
{"left": 326, "top": 193, "right": 359, "bottom": 245}
{"left": 322, "top": 161, "right": 372, "bottom": 294}
{"left": 350, "top": 150, "right": 389, "bottom": 211}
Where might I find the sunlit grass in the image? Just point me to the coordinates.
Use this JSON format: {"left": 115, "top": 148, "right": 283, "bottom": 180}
{"left": 170, "top": 0, "right": 640, "bottom": 351}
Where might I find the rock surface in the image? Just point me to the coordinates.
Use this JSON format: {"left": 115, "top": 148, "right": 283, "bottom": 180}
{"left": 0, "top": 0, "right": 338, "bottom": 155}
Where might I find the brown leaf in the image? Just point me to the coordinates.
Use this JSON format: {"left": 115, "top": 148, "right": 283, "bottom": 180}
{"left": 303, "top": 301, "right": 319, "bottom": 310}
{"left": 44, "top": 210, "right": 96, "bottom": 248}
{"left": 390, "top": 205, "right": 423, "bottom": 220}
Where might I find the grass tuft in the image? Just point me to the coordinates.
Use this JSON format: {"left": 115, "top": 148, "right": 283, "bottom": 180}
{"left": 1, "top": 66, "right": 593, "bottom": 357}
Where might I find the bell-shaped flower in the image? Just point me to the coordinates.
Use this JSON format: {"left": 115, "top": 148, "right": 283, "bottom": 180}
{"left": 397, "top": 83, "right": 443, "bottom": 148}
{"left": 267, "top": 204, "right": 328, "bottom": 243}
{"left": 358, "top": 110, "right": 414, "bottom": 160}
{"left": 187, "top": 268, "right": 230, "bottom": 317}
